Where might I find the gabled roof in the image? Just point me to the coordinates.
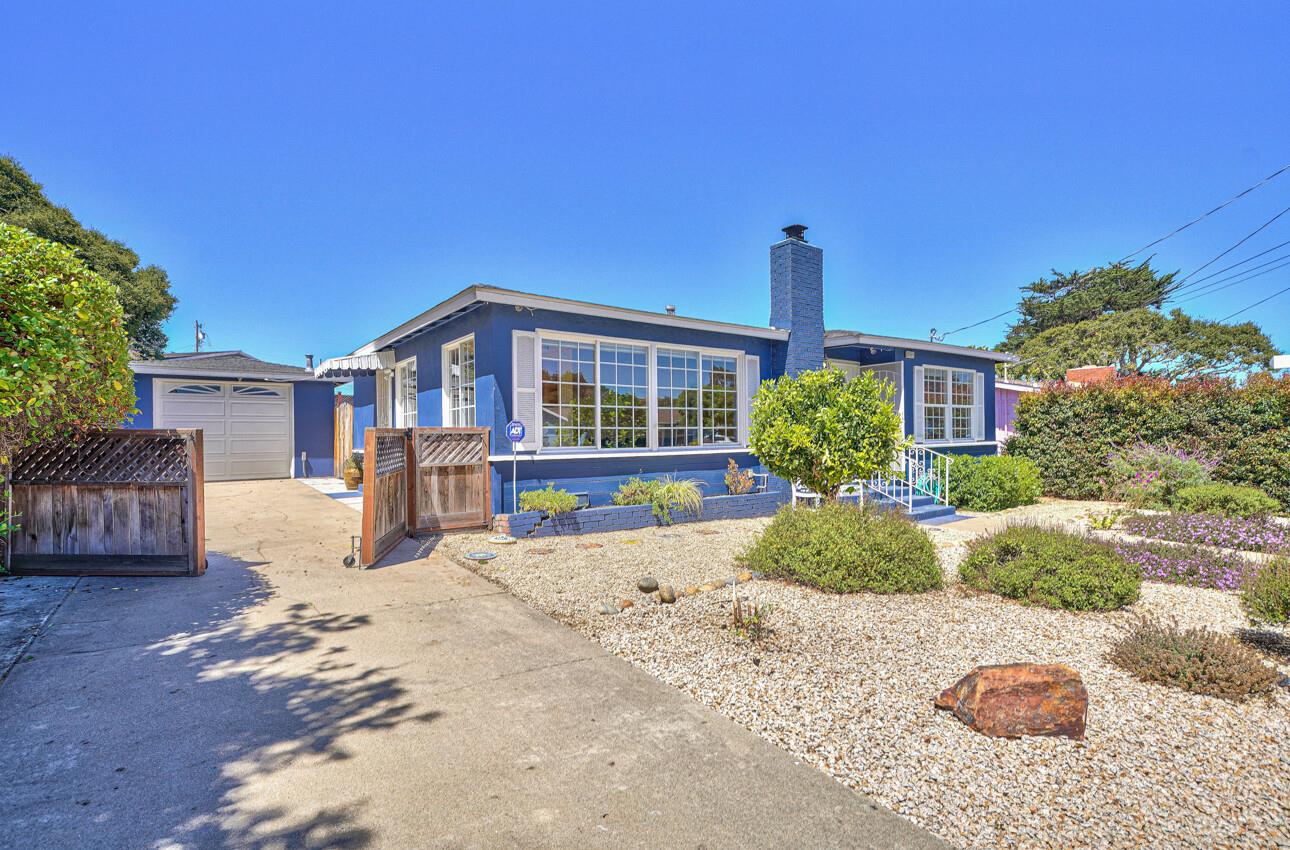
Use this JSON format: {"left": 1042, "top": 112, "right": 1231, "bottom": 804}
{"left": 824, "top": 330, "right": 1020, "bottom": 363}
{"left": 132, "top": 351, "right": 344, "bottom": 382}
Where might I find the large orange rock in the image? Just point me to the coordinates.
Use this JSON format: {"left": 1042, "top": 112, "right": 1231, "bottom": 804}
{"left": 934, "top": 663, "right": 1087, "bottom": 739}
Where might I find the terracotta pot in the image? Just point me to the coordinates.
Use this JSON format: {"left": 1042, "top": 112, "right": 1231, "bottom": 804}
{"left": 343, "top": 467, "right": 362, "bottom": 490}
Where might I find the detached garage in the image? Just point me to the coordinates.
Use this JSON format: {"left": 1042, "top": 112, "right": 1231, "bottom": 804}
{"left": 127, "top": 351, "right": 345, "bottom": 480}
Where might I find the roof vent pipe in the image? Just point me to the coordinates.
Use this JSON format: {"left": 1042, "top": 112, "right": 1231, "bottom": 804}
{"left": 665, "top": 305, "right": 676, "bottom": 315}
{"left": 305, "top": 354, "right": 314, "bottom": 369}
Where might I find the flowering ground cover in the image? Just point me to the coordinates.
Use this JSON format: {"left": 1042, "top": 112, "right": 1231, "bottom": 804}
{"left": 1113, "top": 540, "right": 1256, "bottom": 591}
{"left": 1122, "top": 512, "right": 1290, "bottom": 554}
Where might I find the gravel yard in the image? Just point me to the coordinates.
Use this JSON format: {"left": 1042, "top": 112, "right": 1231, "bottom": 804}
{"left": 439, "top": 501, "right": 1290, "bottom": 850}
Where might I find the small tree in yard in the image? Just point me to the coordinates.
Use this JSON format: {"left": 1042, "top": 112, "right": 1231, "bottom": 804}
{"left": 749, "top": 367, "right": 904, "bottom": 500}
{"left": 1, "top": 223, "right": 135, "bottom": 471}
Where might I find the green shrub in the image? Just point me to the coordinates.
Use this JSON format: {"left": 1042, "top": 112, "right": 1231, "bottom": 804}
{"left": 739, "top": 502, "right": 941, "bottom": 594}
{"left": 611, "top": 477, "right": 659, "bottom": 506}
{"left": 1242, "top": 557, "right": 1290, "bottom": 626}
{"left": 1109, "top": 617, "right": 1278, "bottom": 702}
{"left": 1172, "top": 483, "right": 1280, "bottom": 518}
{"left": 519, "top": 485, "right": 579, "bottom": 515}
{"left": 1006, "top": 375, "right": 1290, "bottom": 506}
{"left": 1106, "top": 442, "right": 1215, "bottom": 508}
{"left": 948, "top": 455, "right": 1042, "bottom": 512}
{"left": 959, "top": 525, "right": 1140, "bottom": 611}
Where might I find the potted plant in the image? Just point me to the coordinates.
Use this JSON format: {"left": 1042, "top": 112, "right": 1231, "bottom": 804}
{"left": 342, "top": 452, "right": 364, "bottom": 490}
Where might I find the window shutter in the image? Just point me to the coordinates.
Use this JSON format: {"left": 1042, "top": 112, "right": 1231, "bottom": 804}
{"left": 972, "top": 370, "right": 986, "bottom": 442}
{"left": 912, "top": 365, "right": 925, "bottom": 442}
{"left": 741, "top": 354, "right": 761, "bottom": 444}
{"left": 513, "top": 330, "right": 539, "bottom": 451}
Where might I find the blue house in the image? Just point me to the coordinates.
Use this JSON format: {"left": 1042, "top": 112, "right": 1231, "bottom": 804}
{"left": 127, "top": 351, "right": 344, "bottom": 480}
{"left": 315, "top": 226, "right": 1017, "bottom": 516}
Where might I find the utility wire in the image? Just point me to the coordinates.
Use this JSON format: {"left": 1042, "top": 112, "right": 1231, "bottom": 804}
{"left": 1173, "top": 203, "right": 1290, "bottom": 286}
{"left": 1174, "top": 257, "right": 1290, "bottom": 303}
{"left": 936, "top": 307, "right": 1017, "bottom": 339}
{"left": 1118, "top": 162, "right": 1290, "bottom": 263}
{"left": 1218, "top": 283, "right": 1290, "bottom": 321}
{"left": 1168, "top": 237, "right": 1290, "bottom": 296}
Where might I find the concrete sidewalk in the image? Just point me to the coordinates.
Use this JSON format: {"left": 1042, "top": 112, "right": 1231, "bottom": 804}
{"left": 0, "top": 479, "right": 946, "bottom": 849}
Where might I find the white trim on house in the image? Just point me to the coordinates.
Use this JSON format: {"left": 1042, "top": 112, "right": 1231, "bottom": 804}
{"left": 347, "top": 285, "right": 790, "bottom": 357}
{"left": 440, "top": 333, "right": 476, "bottom": 427}
{"left": 375, "top": 368, "right": 393, "bottom": 428}
{"left": 133, "top": 363, "right": 334, "bottom": 383}
{"left": 524, "top": 328, "right": 751, "bottom": 456}
{"left": 825, "top": 331, "right": 1019, "bottom": 363}
{"left": 487, "top": 446, "right": 758, "bottom": 463}
{"left": 394, "top": 356, "right": 418, "bottom": 428}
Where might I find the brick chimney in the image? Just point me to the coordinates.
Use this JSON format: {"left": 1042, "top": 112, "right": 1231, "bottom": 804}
{"left": 1065, "top": 365, "right": 1116, "bottom": 386}
{"left": 770, "top": 224, "right": 825, "bottom": 375}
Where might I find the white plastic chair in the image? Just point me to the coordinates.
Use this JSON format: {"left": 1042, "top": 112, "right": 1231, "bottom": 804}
{"left": 791, "top": 481, "right": 822, "bottom": 507}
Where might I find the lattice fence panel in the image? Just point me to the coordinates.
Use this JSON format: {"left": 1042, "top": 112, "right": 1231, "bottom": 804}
{"left": 416, "top": 432, "right": 484, "bottom": 466}
{"left": 12, "top": 432, "right": 191, "bottom": 484}
{"left": 374, "top": 433, "right": 407, "bottom": 476}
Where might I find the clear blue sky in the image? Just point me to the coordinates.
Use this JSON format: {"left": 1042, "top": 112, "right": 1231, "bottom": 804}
{"left": 6, "top": 1, "right": 1289, "bottom": 367}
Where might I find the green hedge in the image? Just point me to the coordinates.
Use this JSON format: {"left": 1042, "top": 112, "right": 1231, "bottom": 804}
{"left": 1006, "top": 375, "right": 1290, "bottom": 505}
{"left": 1172, "top": 483, "right": 1280, "bottom": 518}
{"left": 948, "top": 455, "right": 1042, "bottom": 512}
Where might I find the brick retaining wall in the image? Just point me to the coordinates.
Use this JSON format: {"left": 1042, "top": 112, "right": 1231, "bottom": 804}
{"left": 493, "top": 489, "right": 789, "bottom": 538}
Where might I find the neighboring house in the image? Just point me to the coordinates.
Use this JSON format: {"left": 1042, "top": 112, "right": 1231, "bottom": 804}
{"left": 126, "top": 351, "right": 344, "bottom": 481}
{"left": 995, "top": 378, "right": 1041, "bottom": 442}
{"left": 316, "top": 226, "right": 1018, "bottom": 514}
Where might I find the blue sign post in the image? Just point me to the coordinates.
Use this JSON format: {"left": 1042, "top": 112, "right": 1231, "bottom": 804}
{"left": 505, "top": 420, "right": 525, "bottom": 513}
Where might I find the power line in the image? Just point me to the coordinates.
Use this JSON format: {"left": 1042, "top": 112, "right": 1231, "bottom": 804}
{"left": 1168, "top": 237, "right": 1290, "bottom": 297}
{"left": 1118, "top": 162, "right": 1290, "bottom": 263}
{"left": 1218, "top": 283, "right": 1290, "bottom": 321}
{"left": 934, "top": 307, "right": 1017, "bottom": 340}
{"left": 1174, "top": 203, "right": 1290, "bottom": 286}
{"left": 1174, "top": 257, "right": 1290, "bottom": 303}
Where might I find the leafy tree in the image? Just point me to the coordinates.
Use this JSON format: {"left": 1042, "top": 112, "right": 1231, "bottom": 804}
{"left": 1013, "top": 308, "right": 1273, "bottom": 380}
{"left": 0, "top": 223, "right": 135, "bottom": 465}
{"left": 749, "top": 368, "right": 904, "bottom": 500}
{"left": 0, "top": 156, "right": 175, "bottom": 357}
{"left": 1001, "top": 262, "right": 1178, "bottom": 351}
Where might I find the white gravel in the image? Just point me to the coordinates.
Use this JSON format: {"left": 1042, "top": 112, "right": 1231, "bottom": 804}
{"left": 440, "top": 502, "right": 1290, "bottom": 850}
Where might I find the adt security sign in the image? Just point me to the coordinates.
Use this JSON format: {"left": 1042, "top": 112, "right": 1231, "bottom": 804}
{"left": 505, "top": 420, "right": 525, "bottom": 512}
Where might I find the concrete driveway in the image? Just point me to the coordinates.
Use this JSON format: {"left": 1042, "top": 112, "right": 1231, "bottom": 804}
{"left": 0, "top": 479, "right": 945, "bottom": 849}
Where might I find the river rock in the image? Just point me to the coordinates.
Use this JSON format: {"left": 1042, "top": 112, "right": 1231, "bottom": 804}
{"left": 658, "top": 584, "right": 676, "bottom": 604}
{"left": 934, "top": 663, "right": 1087, "bottom": 739}
{"left": 637, "top": 576, "right": 659, "bottom": 593}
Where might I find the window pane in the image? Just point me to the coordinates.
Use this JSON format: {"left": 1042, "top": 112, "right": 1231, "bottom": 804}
{"left": 952, "top": 407, "right": 973, "bottom": 440}
{"left": 924, "top": 369, "right": 947, "bottom": 406}
{"left": 925, "top": 406, "right": 946, "bottom": 441}
{"left": 657, "top": 347, "right": 700, "bottom": 447}
{"left": 600, "top": 342, "right": 649, "bottom": 448}
{"left": 701, "top": 355, "right": 738, "bottom": 445}
{"left": 952, "top": 370, "right": 974, "bottom": 406}
{"left": 541, "top": 339, "right": 596, "bottom": 447}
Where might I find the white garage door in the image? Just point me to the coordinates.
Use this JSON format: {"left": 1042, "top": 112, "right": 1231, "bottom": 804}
{"left": 155, "top": 380, "right": 293, "bottom": 481}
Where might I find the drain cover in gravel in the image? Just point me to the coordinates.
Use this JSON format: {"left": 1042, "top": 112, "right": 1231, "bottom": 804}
{"left": 488, "top": 535, "right": 517, "bottom": 545}
{"left": 528, "top": 547, "right": 556, "bottom": 555}
{"left": 465, "top": 551, "right": 497, "bottom": 562}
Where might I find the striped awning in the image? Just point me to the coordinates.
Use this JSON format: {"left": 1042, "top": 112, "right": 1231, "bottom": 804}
{"left": 314, "top": 349, "right": 396, "bottom": 378}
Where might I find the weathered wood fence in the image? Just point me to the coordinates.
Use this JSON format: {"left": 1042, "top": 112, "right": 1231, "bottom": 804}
{"left": 333, "top": 394, "right": 354, "bottom": 474}
{"left": 5, "top": 429, "right": 206, "bottom": 576}
{"left": 359, "top": 427, "right": 491, "bottom": 566}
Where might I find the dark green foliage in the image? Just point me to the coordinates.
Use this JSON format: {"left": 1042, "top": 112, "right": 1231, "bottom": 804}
{"left": 948, "top": 455, "right": 1042, "bottom": 512}
{"left": 1006, "top": 375, "right": 1290, "bottom": 506}
{"left": 1172, "top": 483, "right": 1280, "bottom": 518}
{"left": 739, "top": 503, "right": 941, "bottom": 594}
{"left": 519, "top": 485, "right": 579, "bottom": 515}
{"left": 1109, "top": 618, "right": 1278, "bottom": 702}
{"left": 0, "top": 157, "right": 176, "bottom": 356}
{"left": 1242, "top": 558, "right": 1290, "bottom": 626}
{"left": 959, "top": 525, "right": 1140, "bottom": 611}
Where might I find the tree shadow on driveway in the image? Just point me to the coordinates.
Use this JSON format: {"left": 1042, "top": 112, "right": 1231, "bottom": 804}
{"left": 0, "top": 553, "right": 437, "bottom": 850}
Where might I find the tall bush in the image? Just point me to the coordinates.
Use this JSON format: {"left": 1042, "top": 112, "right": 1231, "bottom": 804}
{"left": 1, "top": 224, "right": 135, "bottom": 464}
{"left": 1006, "top": 375, "right": 1290, "bottom": 505}
{"left": 948, "top": 455, "right": 1042, "bottom": 512}
{"left": 749, "top": 368, "right": 904, "bottom": 500}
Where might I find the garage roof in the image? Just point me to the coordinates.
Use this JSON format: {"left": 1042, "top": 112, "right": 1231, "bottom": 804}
{"left": 131, "top": 351, "right": 346, "bottom": 383}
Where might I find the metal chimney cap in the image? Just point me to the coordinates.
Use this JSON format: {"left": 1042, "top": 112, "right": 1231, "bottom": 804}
{"left": 665, "top": 305, "right": 677, "bottom": 315}
{"left": 782, "top": 224, "right": 808, "bottom": 242}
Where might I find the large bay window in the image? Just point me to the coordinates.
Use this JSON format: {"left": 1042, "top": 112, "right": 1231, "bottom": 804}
{"left": 529, "top": 332, "right": 749, "bottom": 452}
{"left": 917, "top": 365, "right": 983, "bottom": 443}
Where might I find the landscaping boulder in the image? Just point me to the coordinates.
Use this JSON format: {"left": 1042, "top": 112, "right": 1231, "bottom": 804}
{"left": 934, "top": 663, "right": 1087, "bottom": 739}
{"left": 658, "top": 584, "right": 676, "bottom": 604}
{"left": 637, "top": 576, "right": 659, "bottom": 593}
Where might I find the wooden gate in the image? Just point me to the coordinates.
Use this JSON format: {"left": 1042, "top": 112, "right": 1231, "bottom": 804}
{"left": 358, "top": 427, "right": 491, "bottom": 566}
{"left": 412, "top": 428, "right": 491, "bottom": 532}
{"left": 5, "top": 429, "right": 206, "bottom": 576}
{"left": 359, "top": 428, "right": 411, "bottom": 567}
{"left": 333, "top": 394, "right": 354, "bottom": 473}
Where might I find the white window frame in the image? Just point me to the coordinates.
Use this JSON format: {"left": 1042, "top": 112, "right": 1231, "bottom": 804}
{"left": 916, "top": 365, "right": 983, "bottom": 445}
{"left": 394, "top": 356, "right": 418, "bottom": 428}
{"left": 376, "top": 368, "right": 393, "bottom": 428}
{"left": 441, "top": 333, "right": 476, "bottom": 427}
{"left": 528, "top": 328, "right": 749, "bottom": 455}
